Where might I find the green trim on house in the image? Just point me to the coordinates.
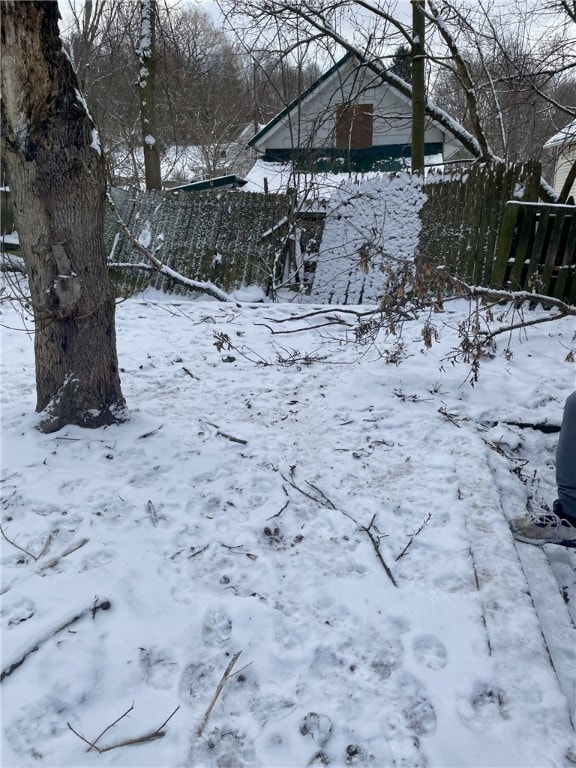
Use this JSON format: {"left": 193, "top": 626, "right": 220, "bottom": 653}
{"left": 261, "top": 143, "right": 444, "bottom": 172}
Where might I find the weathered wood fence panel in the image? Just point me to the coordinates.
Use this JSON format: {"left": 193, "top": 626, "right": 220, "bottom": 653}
{"left": 104, "top": 187, "right": 290, "bottom": 296}
{"left": 492, "top": 202, "right": 576, "bottom": 303}
{"left": 419, "top": 160, "right": 576, "bottom": 302}
{"left": 419, "top": 161, "right": 541, "bottom": 283}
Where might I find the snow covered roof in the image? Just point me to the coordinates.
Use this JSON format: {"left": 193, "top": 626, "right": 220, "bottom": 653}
{"left": 543, "top": 119, "right": 576, "bottom": 150}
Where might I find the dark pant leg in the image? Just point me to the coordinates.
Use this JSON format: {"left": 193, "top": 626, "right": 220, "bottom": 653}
{"left": 557, "top": 391, "right": 576, "bottom": 519}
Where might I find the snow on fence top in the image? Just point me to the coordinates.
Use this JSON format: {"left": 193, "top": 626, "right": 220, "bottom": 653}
{"left": 104, "top": 187, "right": 290, "bottom": 297}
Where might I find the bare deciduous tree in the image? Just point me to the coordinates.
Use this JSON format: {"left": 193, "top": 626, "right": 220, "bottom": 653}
{"left": 1, "top": 0, "right": 126, "bottom": 433}
{"left": 218, "top": 0, "right": 576, "bottom": 198}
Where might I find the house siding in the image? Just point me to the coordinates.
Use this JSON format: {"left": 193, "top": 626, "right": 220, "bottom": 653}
{"left": 255, "top": 56, "right": 445, "bottom": 160}
{"left": 554, "top": 145, "right": 576, "bottom": 199}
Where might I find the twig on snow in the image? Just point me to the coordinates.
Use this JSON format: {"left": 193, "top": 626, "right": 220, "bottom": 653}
{"left": 197, "top": 650, "right": 242, "bottom": 737}
{"left": 254, "top": 318, "right": 352, "bottom": 334}
{"left": 67, "top": 703, "right": 180, "bottom": 753}
{"left": 138, "top": 425, "right": 164, "bottom": 439}
{"left": 360, "top": 515, "right": 398, "bottom": 588}
{"left": 266, "top": 499, "right": 290, "bottom": 520}
{"left": 182, "top": 366, "right": 199, "bottom": 380}
{"left": 263, "top": 308, "right": 378, "bottom": 324}
{"left": 0, "top": 523, "right": 52, "bottom": 562}
{"left": 305, "top": 480, "right": 337, "bottom": 509}
{"left": 37, "top": 538, "right": 89, "bottom": 572}
{"left": 438, "top": 407, "right": 462, "bottom": 428}
{"left": 282, "top": 467, "right": 396, "bottom": 584}
{"left": 84, "top": 702, "right": 135, "bottom": 752}
{"left": 201, "top": 418, "right": 248, "bottom": 445}
{"left": 395, "top": 513, "right": 432, "bottom": 561}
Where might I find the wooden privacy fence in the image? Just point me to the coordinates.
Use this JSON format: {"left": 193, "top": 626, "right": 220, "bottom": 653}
{"left": 492, "top": 201, "right": 576, "bottom": 304}
{"left": 104, "top": 187, "right": 290, "bottom": 296}
{"left": 419, "top": 161, "right": 542, "bottom": 289}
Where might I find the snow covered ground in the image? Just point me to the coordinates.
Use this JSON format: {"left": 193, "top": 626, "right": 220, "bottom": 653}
{"left": 1, "top": 288, "right": 575, "bottom": 767}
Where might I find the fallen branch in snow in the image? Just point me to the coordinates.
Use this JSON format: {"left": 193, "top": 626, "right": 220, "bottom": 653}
{"left": 138, "top": 425, "right": 164, "bottom": 439}
{"left": 266, "top": 499, "right": 290, "bottom": 520}
{"left": 37, "top": 538, "right": 89, "bottom": 571}
{"left": 0, "top": 523, "right": 52, "bottom": 562}
{"left": 69, "top": 702, "right": 135, "bottom": 752}
{"left": 281, "top": 468, "right": 398, "bottom": 587}
{"left": 273, "top": 344, "right": 329, "bottom": 366}
{"left": 197, "top": 650, "right": 242, "bottom": 737}
{"left": 263, "top": 308, "right": 378, "bottom": 324}
{"left": 1, "top": 597, "right": 111, "bottom": 682}
{"left": 479, "top": 311, "right": 571, "bottom": 342}
{"left": 360, "top": 516, "right": 398, "bottom": 588}
{"left": 182, "top": 366, "right": 199, "bottom": 380}
{"left": 67, "top": 703, "right": 180, "bottom": 753}
{"left": 106, "top": 192, "right": 232, "bottom": 302}
{"left": 201, "top": 418, "right": 248, "bottom": 445}
{"left": 437, "top": 407, "right": 462, "bottom": 428}
{"left": 395, "top": 513, "right": 432, "bottom": 561}
{"left": 468, "top": 549, "right": 493, "bottom": 657}
{"left": 455, "top": 282, "right": 576, "bottom": 317}
{"left": 254, "top": 318, "right": 353, "bottom": 334}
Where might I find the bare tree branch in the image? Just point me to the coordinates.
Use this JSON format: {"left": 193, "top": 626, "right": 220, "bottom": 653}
{"left": 106, "top": 192, "right": 232, "bottom": 302}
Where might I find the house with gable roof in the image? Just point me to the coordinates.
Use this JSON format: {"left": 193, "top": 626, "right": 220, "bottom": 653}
{"left": 544, "top": 119, "right": 576, "bottom": 201}
{"left": 248, "top": 52, "right": 461, "bottom": 173}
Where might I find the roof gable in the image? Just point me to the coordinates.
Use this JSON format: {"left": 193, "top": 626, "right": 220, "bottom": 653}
{"left": 249, "top": 52, "right": 459, "bottom": 158}
{"left": 249, "top": 52, "right": 372, "bottom": 148}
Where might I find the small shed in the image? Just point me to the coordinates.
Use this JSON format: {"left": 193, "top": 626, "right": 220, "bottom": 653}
{"left": 544, "top": 119, "right": 576, "bottom": 201}
{"left": 248, "top": 52, "right": 460, "bottom": 172}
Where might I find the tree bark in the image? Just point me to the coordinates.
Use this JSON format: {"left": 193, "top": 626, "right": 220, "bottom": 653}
{"left": 1, "top": 0, "right": 126, "bottom": 433}
{"left": 411, "top": 0, "right": 425, "bottom": 174}
{"left": 139, "top": 0, "right": 162, "bottom": 190}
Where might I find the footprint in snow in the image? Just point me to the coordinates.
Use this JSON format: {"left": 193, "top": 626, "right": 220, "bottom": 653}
{"left": 411, "top": 634, "right": 448, "bottom": 670}
{"left": 370, "top": 637, "right": 405, "bottom": 679}
{"left": 385, "top": 671, "right": 437, "bottom": 738}
{"left": 2, "top": 596, "right": 35, "bottom": 629}
{"left": 457, "top": 679, "right": 508, "bottom": 729}
{"left": 79, "top": 549, "right": 115, "bottom": 571}
{"left": 139, "top": 646, "right": 179, "bottom": 690}
{"left": 389, "top": 735, "right": 430, "bottom": 768}
{"left": 202, "top": 606, "right": 232, "bottom": 647}
{"left": 299, "top": 711, "right": 333, "bottom": 746}
{"left": 179, "top": 660, "right": 214, "bottom": 705}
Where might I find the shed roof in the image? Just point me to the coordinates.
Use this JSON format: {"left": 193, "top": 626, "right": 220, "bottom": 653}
{"left": 168, "top": 175, "right": 248, "bottom": 192}
{"left": 543, "top": 119, "right": 576, "bottom": 150}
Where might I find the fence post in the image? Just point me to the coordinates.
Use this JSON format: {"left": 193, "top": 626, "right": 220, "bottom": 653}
{"left": 491, "top": 202, "right": 519, "bottom": 288}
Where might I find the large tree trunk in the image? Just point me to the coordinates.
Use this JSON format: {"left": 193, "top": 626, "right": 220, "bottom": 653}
{"left": 1, "top": 0, "right": 126, "bottom": 433}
